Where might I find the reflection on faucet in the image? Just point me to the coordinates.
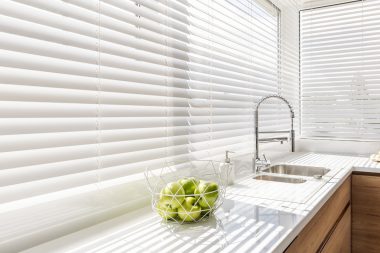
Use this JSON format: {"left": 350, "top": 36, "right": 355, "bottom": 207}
{"left": 254, "top": 94, "right": 295, "bottom": 173}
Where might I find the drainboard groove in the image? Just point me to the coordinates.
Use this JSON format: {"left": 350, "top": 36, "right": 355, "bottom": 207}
{"left": 253, "top": 175, "right": 306, "bottom": 184}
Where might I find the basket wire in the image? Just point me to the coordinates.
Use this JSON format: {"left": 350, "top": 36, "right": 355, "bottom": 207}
{"left": 145, "top": 160, "right": 228, "bottom": 224}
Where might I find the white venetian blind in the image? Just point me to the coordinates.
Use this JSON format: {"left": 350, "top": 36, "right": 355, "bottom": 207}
{"left": 0, "top": 1, "right": 104, "bottom": 251}
{"left": 184, "top": 0, "right": 281, "bottom": 157}
{"left": 0, "top": 0, "right": 300, "bottom": 251}
{"left": 85, "top": 0, "right": 285, "bottom": 187}
{"left": 301, "top": 0, "right": 380, "bottom": 140}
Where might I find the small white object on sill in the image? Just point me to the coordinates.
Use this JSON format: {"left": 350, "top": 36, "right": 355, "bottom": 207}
{"left": 370, "top": 152, "right": 380, "bottom": 162}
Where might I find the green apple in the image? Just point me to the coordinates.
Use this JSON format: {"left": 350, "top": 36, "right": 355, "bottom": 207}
{"left": 178, "top": 177, "right": 199, "bottom": 195}
{"left": 156, "top": 200, "right": 177, "bottom": 220}
{"left": 159, "top": 182, "right": 185, "bottom": 209}
{"left": 194, "top": 181, "right": 219, "bottom": 209}
{"left": 178, "top": 197, "right": 202, "bottom": 222}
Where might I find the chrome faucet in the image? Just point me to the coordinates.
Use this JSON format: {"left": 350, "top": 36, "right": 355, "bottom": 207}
{"left": 254, "top": 94, "right": 295, "bottom": 172}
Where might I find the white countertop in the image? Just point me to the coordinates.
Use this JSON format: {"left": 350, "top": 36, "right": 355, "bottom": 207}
{"left": 22, "top": 153, "right": 380, "bottom": 253}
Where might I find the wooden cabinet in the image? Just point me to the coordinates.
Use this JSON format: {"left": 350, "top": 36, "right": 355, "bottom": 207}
{"left": 320, "top": 206, "right": 351, "bottom": 253}
{"left": 285, "top": 177, "right": 351, "bottom": 253}
{"left": 352, "top": 173, "right": 380, "bottom": 253}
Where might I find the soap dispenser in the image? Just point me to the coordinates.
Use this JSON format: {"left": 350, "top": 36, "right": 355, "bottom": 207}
{"left": 222, "top": 150, "right": 235, "bottom": 186}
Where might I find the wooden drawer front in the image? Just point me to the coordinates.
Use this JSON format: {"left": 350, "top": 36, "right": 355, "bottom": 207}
{"left": 320, "top": 205, "right": 351, "bottom": 253}
{"left": 352, "top": 174, "right": 380, "bottom": 253}
{"left": 285, "top": 177, "right": 351, "bottom": 253}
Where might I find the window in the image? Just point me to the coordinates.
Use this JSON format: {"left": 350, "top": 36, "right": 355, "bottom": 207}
{"left": 0, "top": 0, "right": 299, "bottom": 250}
{"left": 301, "top": 0, "right": 380, "bottom": 140}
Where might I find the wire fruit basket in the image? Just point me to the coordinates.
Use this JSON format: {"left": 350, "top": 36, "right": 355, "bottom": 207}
{"left": 145, "top": 160, "right": 228, "bottom": 224}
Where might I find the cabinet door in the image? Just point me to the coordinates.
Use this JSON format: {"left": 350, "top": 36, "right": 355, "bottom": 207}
{"left": 352, "top": 174, "right": 380, "bottom": 253}
{"left": 320, "top": 206, "right": 351, "bottom": 253}
{"left": 285, "top": 177, "right": 350, "bottom": 253}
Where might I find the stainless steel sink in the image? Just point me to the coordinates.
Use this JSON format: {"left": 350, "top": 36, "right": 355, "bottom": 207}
{"left": 253, "top": 175, "right": 306, "bottom": 184}
{"left": 262, "top": 164, "right": 330, "bottom": 178}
